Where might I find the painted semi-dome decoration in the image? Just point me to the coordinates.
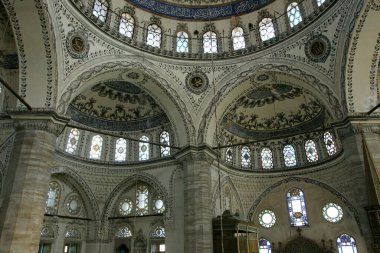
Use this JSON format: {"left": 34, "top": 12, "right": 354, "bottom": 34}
{"left": 67, "top": 81, "right": 169, "bottom": 131}
{"left": 221, "top": 73, "right": 327, "bottom": 139}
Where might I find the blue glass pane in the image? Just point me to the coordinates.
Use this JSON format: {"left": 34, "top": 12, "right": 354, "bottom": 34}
{"left": 287, "top": 188, "right": 309, "bottom": 226}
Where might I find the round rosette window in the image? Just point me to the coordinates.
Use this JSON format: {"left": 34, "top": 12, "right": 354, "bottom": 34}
{"left": 323, "top": 203, "right": 343, "bottom": 223}
{"left": 119, "top": 198, "right": 133, "bottom": 216}
{"left": 258, "top": 210, "right": 276, "bottom": 228}
{"left": 66, "top": 195, "right": 82, "bottom": 215}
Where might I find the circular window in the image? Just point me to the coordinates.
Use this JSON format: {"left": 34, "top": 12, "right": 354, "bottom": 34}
{"left": 258, "top": 210, "right": 276, "bottom": 228}
{"left": 153, "top": 196, "right": 165, "bottom": 213}
{"left": 66, "top": 195, "right": 81, "bottom": 215}
{"left": 323, "top": 203, "right": 343, "bottom": 223}
{"left": 119, "top": 198, "right": 133, "bottom": 216}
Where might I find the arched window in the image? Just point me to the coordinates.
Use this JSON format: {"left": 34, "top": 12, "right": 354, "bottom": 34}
{"left": 116, "top": 226, "right": 132, "bottom": 238}
{"left": 232, "top": 27, "right": 245, "bottom": 50}
{"left": 151, "top": 226, "right": 165, "bottom": 238}
{"left": 65, "top": 128, "right": 80, "bottom": 154}
{"left": 89, "top": 135, "right": 103, "bottom": 160}
{"left": 139, "top": 135, "right": 150, "bottom": 161}
{"left": 259, "top": 238, "right": 272, "bottom": 253}
{"left": 177, "top": 31, "right": 189, "bottom": 53}
{"left": 119, "top": 13, "right": 134, "bottom": 38}
{"left": 287, "top": 188, "right": 309, "bottom": 226}
{"left": 316, "top": 0, "right": 326, "bottom": 6}
{"left": 136, "top": 184, "right": 149, "bottom": 215}
{"left": 287, "top": 2, "right": 303, "bottom": 27}
{"left": 146, "top": 24, "right": 161, "bottom": 48}
{"left": 225, "top": 145, "right": 233, "bottom": 164}
{"left": 337, "top": 234, "right": 358, "bottom": 253}
{"left": 241, "top": 146, "right": 251, "bottom": 168}
{"left": 150, "top": 226, "right": 166, "bottom": 253}
{"left": 160, "top": 131, "right": 171, "bottom": 157}
{"left": 203, "top": 31, "right": 217, "bottom": 53}
{"left": 92, "top": 0, "right": 108, "bottom": 22}
{"left": 45, "top": 181, "right": 60, "bottom": 214}
{"left": 261, "top": 148, "right": 273, "bottom": 169}
{"left": 305, "top": 140, "right": 319, "bottom": 162}
{"left": 324, "top": 131, "right": 337, "bottom": 156}
{"left": 115, "top": 138, "right": 127, "bottom": 162}
{"left": 283, "top": 144, "right": 297, "bottom": 167}
{"left": 259, "top": 18, "right": 276, "bottom": 41}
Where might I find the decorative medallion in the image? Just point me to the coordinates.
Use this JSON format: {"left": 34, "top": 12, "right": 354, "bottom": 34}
{"left": 305, "top": 35, "right": 331, "bottom": 62}
{"left": 185, "top": 71, "right": 209, "bottom": 95}
{"left": 66, "top": 30, "right": 90, "bottom": 59}
{"left": 65, "top": 195, "right": 82, "bottom": 215}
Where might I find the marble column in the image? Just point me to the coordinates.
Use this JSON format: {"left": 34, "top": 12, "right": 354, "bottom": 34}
{"left": 0, "top": 111, "right": 67, "bottom": 253}
{"left": 177, "top": 149, "right": 214, "bottom": 253}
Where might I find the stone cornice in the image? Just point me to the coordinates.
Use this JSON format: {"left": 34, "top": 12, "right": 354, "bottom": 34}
{"left": 7, "top": 109, "right": 69, "bottom": 136}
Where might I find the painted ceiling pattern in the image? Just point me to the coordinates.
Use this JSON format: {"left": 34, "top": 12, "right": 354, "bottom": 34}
{"left": 68, "top": 81, "right": 169, "bottom": 131}
{"left": 221, "top": 82, "right": 325, "bottom": 139}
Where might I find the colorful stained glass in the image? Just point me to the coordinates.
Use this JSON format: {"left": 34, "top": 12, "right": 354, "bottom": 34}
{"left": 115, "top": 138, "right": 127, "bottom": 162}
{"left": 232, "top": 27, "right": 245, "bottom": 50}
{"left": 261, "top": 148, "right": 273, "bottom": 169}
{"left": 259, "top": 238, "right": 272, "bottom": 253}
{"left": 287, "top": 2, "right": 303, "bottom": 28}
{"left": 323, "top": 203, "right": 343, "bottom": 223}
{"left": 305, "top": 140, "right": 319, "bottom": 162}
{"left": 241, "top": 146, "right": 251, "bottom": 168}
{"left": 259, "top": 18, "right": 276, "bottom": 41}
{"left": 92, "top": 0, "right": 108, "bottom": 22}
{"left": 287, "top": 188, "right": 309, "bottom": 226}
{"left": 89, "top": 135, "right": 103, "bottom": 160}
{"left": 283, "top": 145, "right": 297, "bottom": 167}
{"left": 119, "top": 13, "right": 134, "bottom": 38}
{"left": 324, "top": 131, "right": 337, "bottom": 156}
{"left": 136, "top": 184, "right": 149, "bottom": 215}
{"left": 147, "top": 24, "right": 161, "bottom": 48}
{"left": 203, "top": 31, "right": 217, "bottom": 53}
{"left": 337, "top": 234, "right": 358, "bottom": 253}
{"left": 139, "top": 135, "right": 150, "bottom": 161}
{"left": 65, "top": 128, "right": 80, "bottom": 154}
{"left": 160, "top": 131, "right": 171, "bottom": 157}
{"left": 177, "top": 31, "right": 189, "bottom": 53}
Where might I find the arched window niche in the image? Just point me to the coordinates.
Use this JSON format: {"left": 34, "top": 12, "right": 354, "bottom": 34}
{"left": 231, "top": 27, "right": 246, "bottom": 51}
{"left": 286, "top": 188, "right": 309, "bottom": 227}
{"left": 203, "top": 31, "right": 218, "bottom": 53}
{"left": 337, "top": 234, "right": 358, "bottom": 253}
{"left": 287, "top": 2, "right": 303, "bottom": 28}
{"left": 147, "top": 24, "right": 162, "bottom": 48}
{"left": 119, "top": 12, "right": 134, "bottom": 38}
{"left": 92, "top": 0, "right": 109, "bottom": 22}
{"left": 176, "top": 31, "right": 189, "bottom": 53}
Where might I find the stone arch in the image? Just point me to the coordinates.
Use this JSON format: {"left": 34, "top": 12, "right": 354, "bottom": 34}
{"left": 246, "top": 177, "right": 362, "bottom": 233}
{"left": 51, "top": 166, "right": 100, "bottom": 221}
{"left": 198, "top": 62, "right": 344, "bottom": 146}
{"left": 211, "top": 176, "right": 244, "bottom": 218}
{"left": 57, "top": 57, "right": 194, "bottom": 146}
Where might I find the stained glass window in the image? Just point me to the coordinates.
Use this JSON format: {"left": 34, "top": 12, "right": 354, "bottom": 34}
{"left": 259, "top": 18, "right": 276, "bottom": 41}
{"left": 45, "top": 181, "right": 60, "bottom": 214}
{"left": 118, "top": 198, "right": 133, "bottom": 216}
{"left": 119, "top": 13, "right": 134, "bottom": 38}
{"left": 116, "top": 226, "right": 132, "bottom": 238}
{"left": 177, "top": 31, "right": 189, "bottom": 53}
{"left": 139, "top": 135, "right": 150, "bottom": 161}
{"left": 259, "top": 238, "right": 272, "bottom": 253}
{"left": 153, "top": 195, "right": 165, "bottom": 213}
{"left": 115, "top": 138, "right": 127, "bottom": 162}
{"left": 147, "top": 24, "right": 161, "bottom": 48}
{"left": 324, "top": 131, "right": 337, "bottom": 156}
{"left": 337, "top": 234, "right": 358, "bottom": 253}
{"left": 136, "top": 184, "right": 149, "bottom": 215}
{"left": 203, "top": 31, "right": 217, "bottom": 53}
{"left": 65, "top": 228, "right": 81, "bottom": 239}
{"left": 89, "top": 135, "right": 103, "bottom": 160}
{"left": 232, "top": 27, "right": 245, "bottom": 50}
{"left": 261, "top": 148, "right": 274, "bottom": 169}
{"left": 66, "top": 195, "right": 82, "bottom": 215}
{"left": 287, "top": 2, "right": 303, "bottom": 28}
{"left": 283, "top": 145, "right": 297, "bottom": 167}
{"left": 225, "top": 145, "right": 233, "bottom": 164}
{"left": 258, "top": 210, "right": 276, "bottom": 228}
{"left": 241, "top": 146, "right": 251, "bottom": 168}
{"left": 287, "top": 188, "right": 309, "bottom": 226}
{"left": 317, "top": 0, "right": 326, "bottom": 6}
{"left": 323, "top": 203, "right": 343, "bottom": 223}
{"left": 65, "top": 128, "right": 80, "bottom": 154}
{"left": 92, "top": 0, "right": 108, "bottom": 22}
{"left": 151, "top": 226, "right": 165, "bottom": 238}
{"left": 160, "top": 131, "right": 171, "bottom": 157}
{"left": 305, "top": 140, "right": 319, "bottom": 162}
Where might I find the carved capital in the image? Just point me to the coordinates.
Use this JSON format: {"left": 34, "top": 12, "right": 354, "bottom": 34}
{"left": 8, "top": 109, "right": 69, "bottom": 136}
